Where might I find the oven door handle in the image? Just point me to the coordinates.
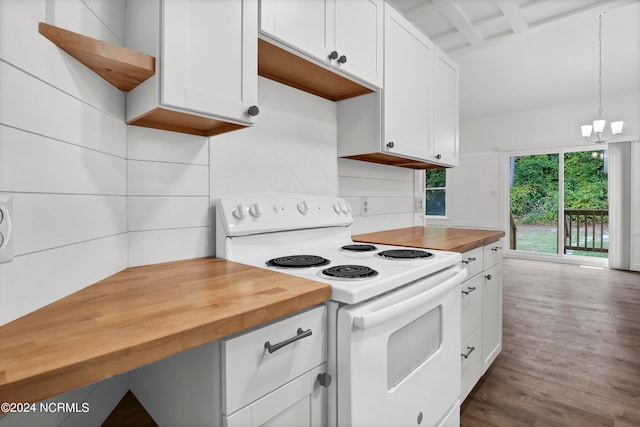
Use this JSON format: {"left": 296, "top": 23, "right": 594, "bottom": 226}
{"left": 353, "top": 269, "right": 467, "bottom": 330}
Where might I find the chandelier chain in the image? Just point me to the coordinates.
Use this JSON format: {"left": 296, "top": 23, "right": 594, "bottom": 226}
{"left": 598, "top": 12, "right": 603, "bottom": 118}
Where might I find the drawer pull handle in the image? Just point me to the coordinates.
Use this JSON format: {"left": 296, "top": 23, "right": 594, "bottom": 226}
{"left": 317, "top": 372, "right": 332, "bottom": 388}
{"left": 462, "top": 257, "right": 476, "bottom": 264}
{"left": 491, "top": 246, "right": 502, "bottom": 252}
{"left": 461, "top": 286, "right": 477, "bottom": 295}
{"left": 264, "top": 327, "right": 312, "bottom": 354}
{"left": 461, "top": 346, "right": 476, "bottom": 359}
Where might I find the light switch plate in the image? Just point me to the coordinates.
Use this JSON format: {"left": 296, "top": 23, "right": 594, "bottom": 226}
{"left": 0, "top": 194, "right": 14, "bottom": 263}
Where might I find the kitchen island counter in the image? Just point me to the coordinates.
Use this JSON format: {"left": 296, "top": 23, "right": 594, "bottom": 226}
{"left": 353, "top": 226, "right": 505, "bottom": 253}
{"left": 0, "top": 257, "right": 331, "bottom": 405}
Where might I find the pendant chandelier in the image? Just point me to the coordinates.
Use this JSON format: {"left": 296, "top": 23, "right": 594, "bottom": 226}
{"left": 581, "top": 12, "right": 623, "bottom": 144}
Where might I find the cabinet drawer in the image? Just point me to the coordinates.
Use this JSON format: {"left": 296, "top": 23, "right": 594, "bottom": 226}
{"left": 461, "top": 246, "right": 483, "bottom": 279}
{"left": 461, "top": 274, "right": 483, "bottom": 344}
{"left": 460, "top": 329, "right": 482, "bottom": 402}
{"left": 483, "top": 238, "right": 504, "bottom": 269}
{"left": 222, "top": 305, "right": 327, "bottom": 414}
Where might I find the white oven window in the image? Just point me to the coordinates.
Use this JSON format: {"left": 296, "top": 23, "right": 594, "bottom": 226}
{"left": 387, "top": 305, "right": 442, "bottom": 389}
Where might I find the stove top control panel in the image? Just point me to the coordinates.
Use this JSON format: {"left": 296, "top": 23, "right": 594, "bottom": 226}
{"left": 216, "top": 192, "right": 354, "bottom": 237}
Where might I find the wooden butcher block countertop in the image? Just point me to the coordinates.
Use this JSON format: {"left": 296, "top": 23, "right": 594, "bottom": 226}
{"left": 353, "top": 226, "right": 505, "bottom": 253}
{"left": 0, "top": 257, "right": 331, "bottom": 405}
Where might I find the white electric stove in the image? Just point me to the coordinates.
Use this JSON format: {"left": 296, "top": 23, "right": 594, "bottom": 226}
{"left": 216, "top": 192, "right": 466, "bottom": 427}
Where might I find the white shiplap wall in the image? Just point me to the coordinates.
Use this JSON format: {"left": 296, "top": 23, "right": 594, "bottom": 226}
{"left": 0, "top": 0, "right": 129, "bottom": 425}
{"left": 0, "top": 0, "right": 127, "bottom": 325}
{"left": 127, "top": 126, "right": 210, "bottom": 267}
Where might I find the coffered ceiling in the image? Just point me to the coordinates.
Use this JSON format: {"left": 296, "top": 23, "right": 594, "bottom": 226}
{"left": 387, "top": 0, "right": 639, "bottom": 56}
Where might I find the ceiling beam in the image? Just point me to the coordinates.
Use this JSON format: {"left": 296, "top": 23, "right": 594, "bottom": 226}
{"left": 432, "top": 0, "right": 484, "bottom": 47}
{"left": 496, "top": 0, "right": 528, "bottom": 34}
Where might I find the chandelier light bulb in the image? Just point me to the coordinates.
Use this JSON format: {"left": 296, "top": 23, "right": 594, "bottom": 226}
{"left": 593, "top": 119, "right": 606, "bottom": 133}
{"left": 610, "top": 121, "right": 623, "bottom": 135}
{"left": 581, "top": 125, "right": 593, "bottom": 137}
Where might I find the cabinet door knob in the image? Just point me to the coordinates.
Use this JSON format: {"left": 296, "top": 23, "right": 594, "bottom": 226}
{"left": 485, "top": 274, "right": 492, "bottom": 280}
{"left": 328, "top": 50, "right": 339, "bottom": 60}
{"left": 246, "top": 105, "right": 260, "bottom": 117}
{"left": 317, "top": 372, "right": 332, "bottom": 387}
{"left": 337, "top": 55, "right": 347, "bottom": 64}
{"left": 386, "top": 141, "right": 395, "bottom": 149}
{"left": 435, "top": 154, "right": 442, "bottom": 160}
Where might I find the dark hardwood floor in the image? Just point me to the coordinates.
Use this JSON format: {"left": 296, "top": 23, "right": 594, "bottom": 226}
{"left": 461, "top": 258, "right": 640, "bottom": 427}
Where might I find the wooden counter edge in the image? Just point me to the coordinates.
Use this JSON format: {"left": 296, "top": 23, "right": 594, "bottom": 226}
{"left": 0, "top": 259, "right": 331, "bottom": 405}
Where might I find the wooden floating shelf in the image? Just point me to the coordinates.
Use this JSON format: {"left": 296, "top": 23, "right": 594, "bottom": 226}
{"left": 38, "top": 22, "right": 155, "bottom": 92}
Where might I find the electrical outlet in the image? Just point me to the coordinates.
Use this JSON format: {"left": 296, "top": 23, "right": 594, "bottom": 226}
{"left": 0, "top": 194, "right": 14, "bottom": 263}
{"left": 361, "top": 197, "right": 369, "bottom": 217}
{"left": 416, "top": 197, "right": 424, "bottom": 213}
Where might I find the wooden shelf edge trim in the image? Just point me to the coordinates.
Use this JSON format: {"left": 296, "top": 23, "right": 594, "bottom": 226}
{"left": 38, "top": 22, "right": 155, "bottom": 92}
{"left": 342, "top": 153, "right": 448, "bottom": 170}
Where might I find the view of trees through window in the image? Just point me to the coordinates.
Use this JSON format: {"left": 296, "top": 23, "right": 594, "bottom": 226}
{"left": 509, "top": 150, "right": 608, "bottom": 257}
{"left": 425, "top": 168, "right": 446, "bottom": 216}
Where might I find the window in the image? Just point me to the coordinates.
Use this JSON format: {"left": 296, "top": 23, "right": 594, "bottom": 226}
{"left": 425, "top": 168, "right": 446, "bottom": 216}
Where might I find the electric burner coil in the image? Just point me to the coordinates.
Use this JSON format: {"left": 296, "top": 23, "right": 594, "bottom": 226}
{"left": 266, "top": 255, "right": 330, "bottom": 268}
{"left": 377, "top": 249, "right": 434, "bottom": 260}
{"left": 321, "top": 265, "right": 379, "bottom": 279}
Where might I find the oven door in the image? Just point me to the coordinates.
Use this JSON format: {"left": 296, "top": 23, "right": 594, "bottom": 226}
{"left": 336, "top": 266, "right": 466, "bottom": 427}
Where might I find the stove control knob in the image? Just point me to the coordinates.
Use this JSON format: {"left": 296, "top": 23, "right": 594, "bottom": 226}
{"left": 232, "top": 204, "right": 247, "bottom": 220}
{"left": 333, "top": 202, "right": 342, "bottom": 214}
{"left": 249, "top": 202, "right": 263, "bottom": 218}
{"left": 297, "top": 200, "right": 309, "bottom": 215}
{"left": 342, "top": 203, "right": 351, "bottom": 214}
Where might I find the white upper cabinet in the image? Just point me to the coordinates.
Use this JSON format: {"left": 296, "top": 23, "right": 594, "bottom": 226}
{"left": 126, "top": 0, "right": 258, "bottom": 137}
{"left": 337, "top": 2, "right": 458, "bottom": 169}
{"left": 433, "top": 47, "right": 460, "bottom": 167}
{"left": 383, "top": 3, "right": 434, "bottom": 162}
{"left": 259, "top": 0, "right": 383, "bottom": 89}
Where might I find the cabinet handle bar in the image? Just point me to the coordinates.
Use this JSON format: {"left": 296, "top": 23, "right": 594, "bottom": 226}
{"left": 264, "top": 327, "right": 312, "bottom": 353}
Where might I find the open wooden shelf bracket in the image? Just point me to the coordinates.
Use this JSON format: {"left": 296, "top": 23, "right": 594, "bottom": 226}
{"left": 38, "top": 22, "right": 155, "bottom": 92}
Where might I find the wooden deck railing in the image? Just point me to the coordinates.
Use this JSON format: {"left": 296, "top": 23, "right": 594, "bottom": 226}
{"left": 564, "top": 209, "right": 608, "bottom": 254}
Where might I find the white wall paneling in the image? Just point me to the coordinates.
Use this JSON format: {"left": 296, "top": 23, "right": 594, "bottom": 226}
{"left": 0, "top": 126, "right": 126, "bottom": 195}
{"left": 127, "top": 161, "right": 209, "bottom": 197}
{"left": 0, "top": 234, "right": 128, "bottom": 325}
{"left": 127, "top": 126, "right": 211, "bottom": 267}
{"left": 128, "top": 196, "right": 209, "bottom": 232}
{"left": 127, "top": 126, "right": 209, "bottom": 165}
{"left": 128, "top": 228, "right": 210, "bottom": 267}
{"left": 0, "top": 0, "right": 125, "bottom": 120}
{"left": 11, "top": 193, "right": 127, "bottom": 256}
{"left": 210, "top": 78, "right": 338, "bottom": 199}
{"left": 337, "top": 158, "right": 416, "bottom": 234}
{"left": 0, "top": 0, "right": 130, "bottom": 413}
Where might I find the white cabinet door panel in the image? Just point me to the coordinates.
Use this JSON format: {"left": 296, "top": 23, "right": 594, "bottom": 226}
{"left": 482, "top": 263, "right": 503, "bottom": 372}
{"left": 163, "top": 0, "right": 255, "bottom": 120}
{"left": 334, "top": 0, "right": 383, "bottom": 87}
{"left": 433, "top": 48, "right": 459, "bottom": 166}
{"left": 383, "top": 5, "right": 433, "bottom": 161}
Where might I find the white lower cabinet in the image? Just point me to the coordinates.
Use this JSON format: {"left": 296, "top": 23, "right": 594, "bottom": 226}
{"left": 222, "top": 305, "right": 327, "bottom": 426}
{"left": 459, "top": 238, "right": 504, "bottom": 401}
{"left": 129, "top": 305, "right": 327, "bottom": 427}
{"left": 225, "top": 363, "right": 327, "bottom": 427}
